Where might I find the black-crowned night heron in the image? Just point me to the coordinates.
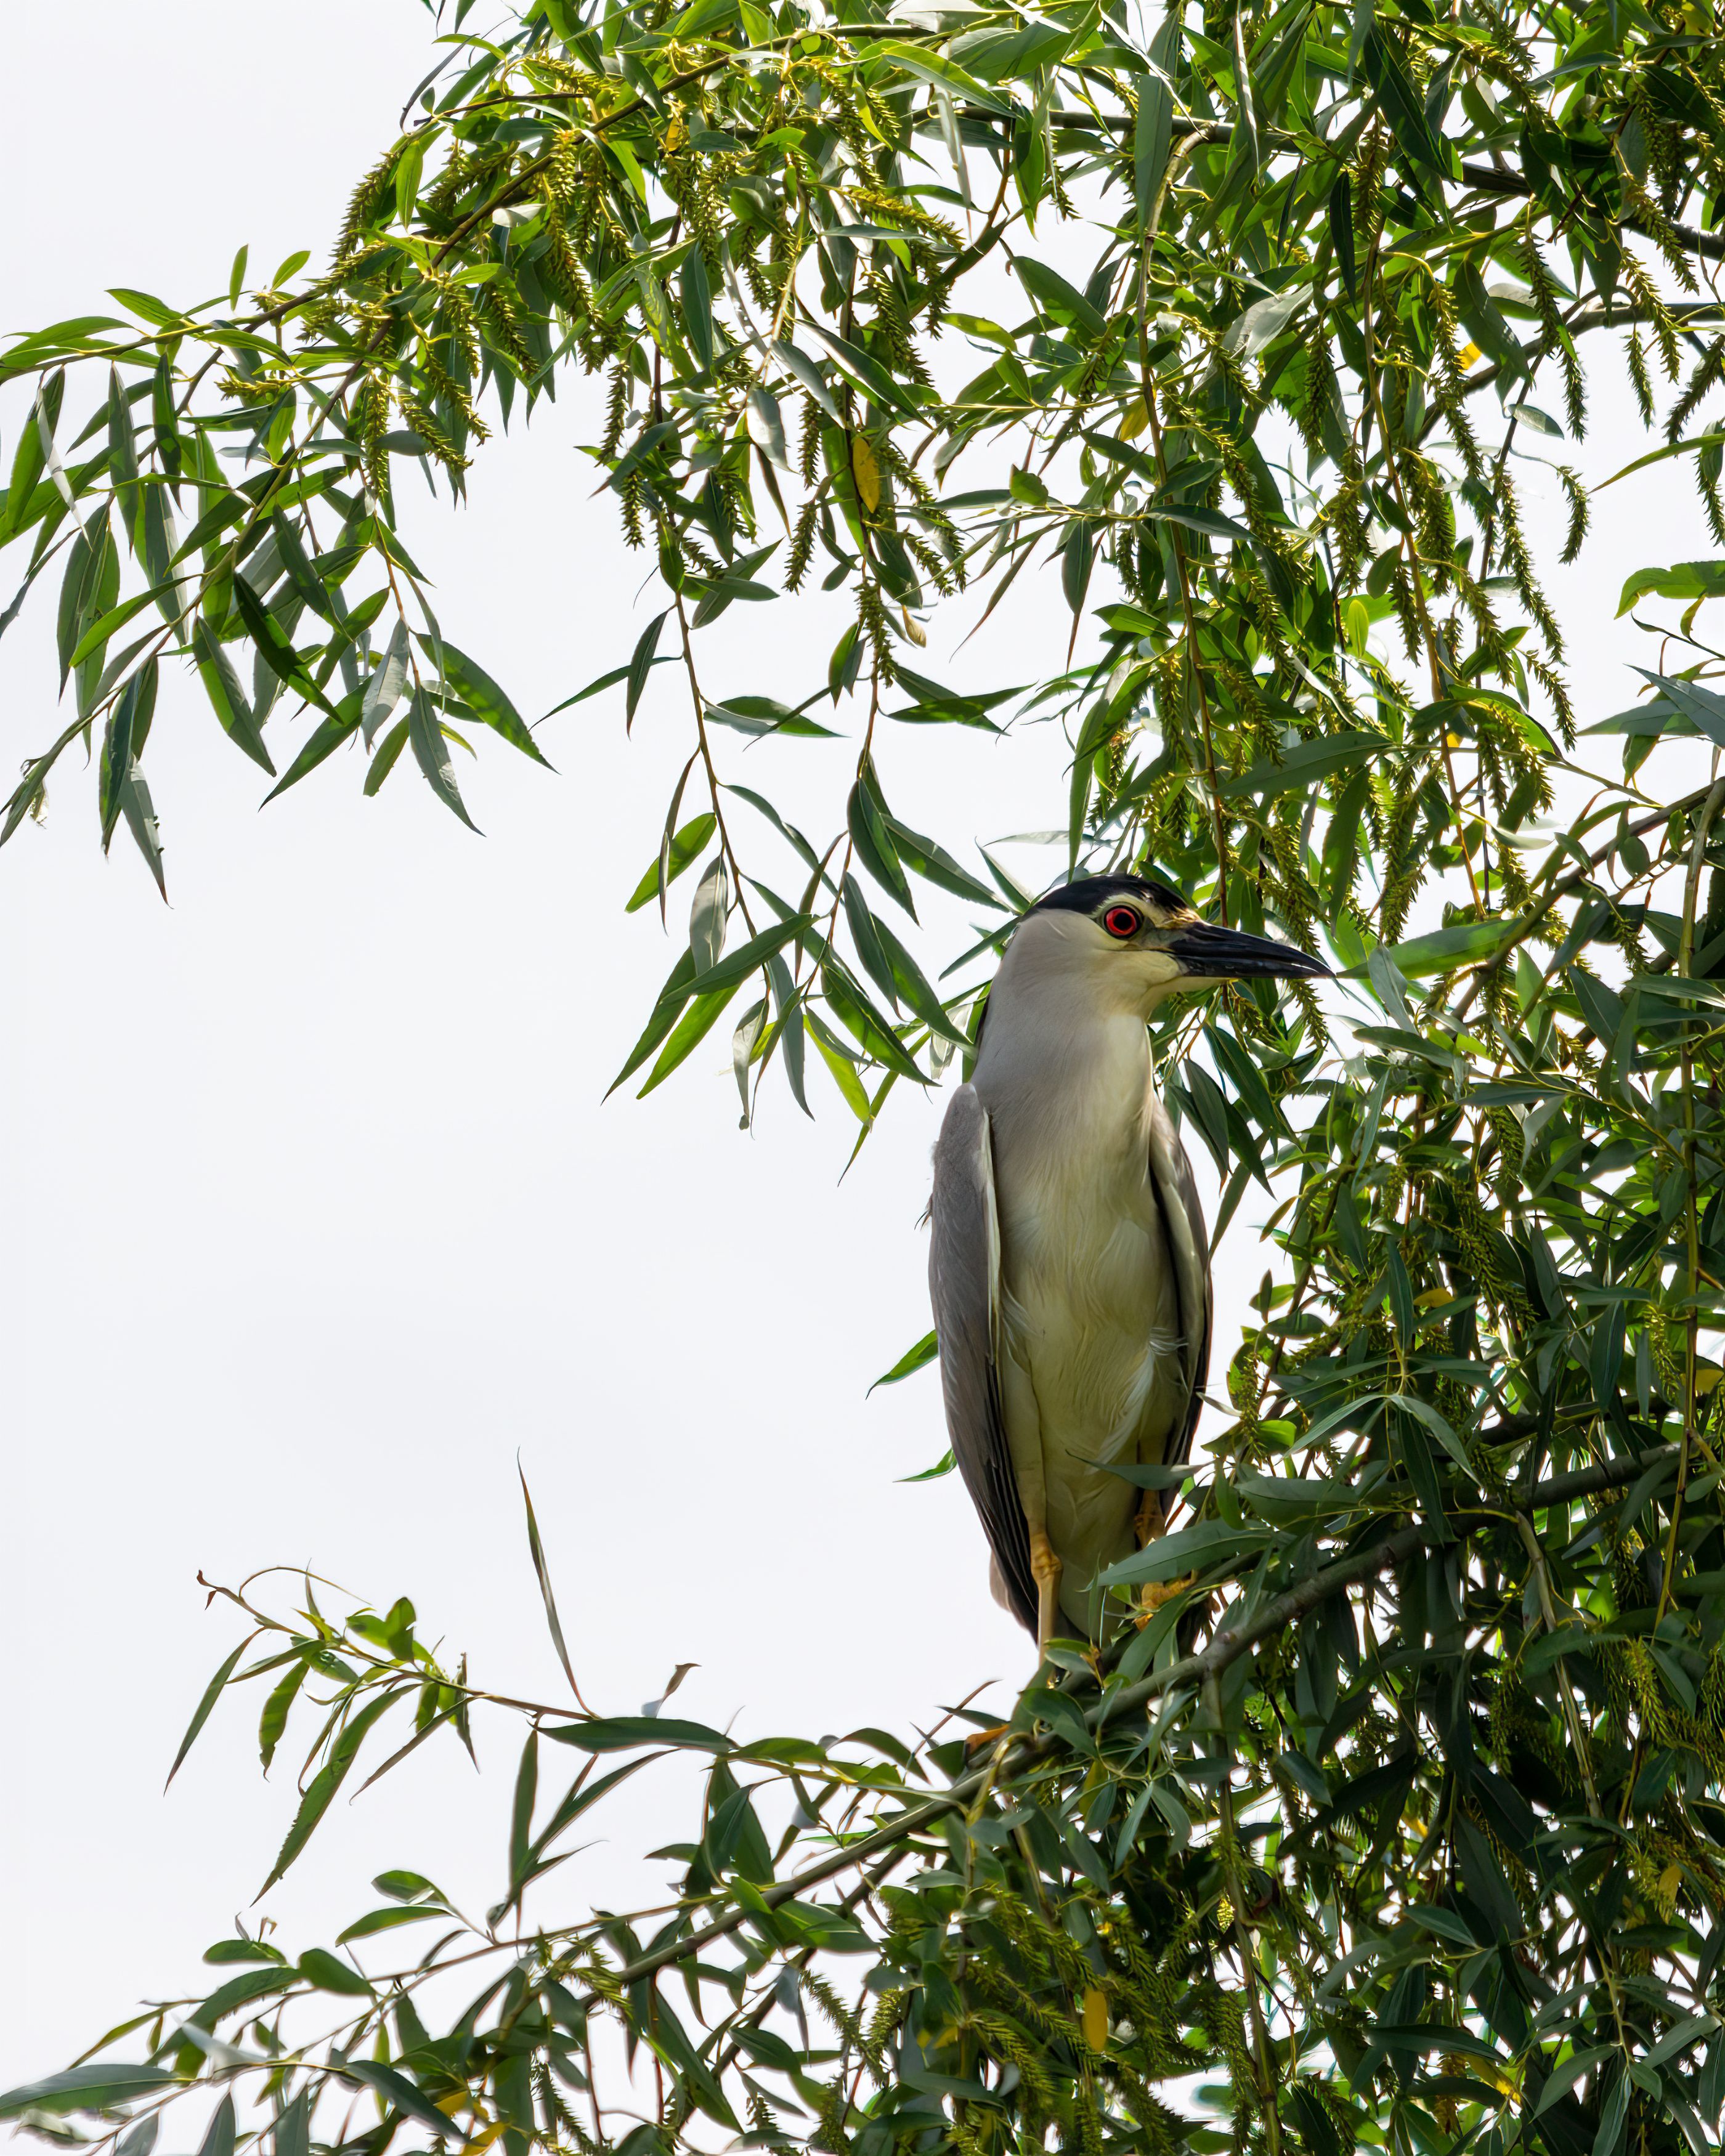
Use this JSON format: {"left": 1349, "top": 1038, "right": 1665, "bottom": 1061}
{"left": 928, "top": 875, "right": 1328, "bottom": 1645}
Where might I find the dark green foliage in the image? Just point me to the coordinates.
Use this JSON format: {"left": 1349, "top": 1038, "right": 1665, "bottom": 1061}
{"left": 25, "top": 1356, "right": 1725, "bottom": 2156}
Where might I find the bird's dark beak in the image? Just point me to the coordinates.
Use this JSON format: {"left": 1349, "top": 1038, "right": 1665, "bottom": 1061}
{"left": 1166, "top": 921, "right": 1330, "bottom": 983}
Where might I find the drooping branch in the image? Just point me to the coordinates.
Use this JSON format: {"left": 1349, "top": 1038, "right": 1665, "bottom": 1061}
{"left": 609, "top": 1443, "right": 1682, "bottom": 1988}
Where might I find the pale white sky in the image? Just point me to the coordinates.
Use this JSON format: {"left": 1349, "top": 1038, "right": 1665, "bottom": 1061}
{"left": 1, "top": 0, "right": 1716, "bottom": 2104}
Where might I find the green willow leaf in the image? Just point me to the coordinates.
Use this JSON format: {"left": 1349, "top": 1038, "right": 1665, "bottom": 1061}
{"left": 407, "top": 684, "right": 480, "bottom": 831}
{"left": 637, "top": 983, "right": 743, "bottom": 1095}
{"left": 335, "top": 2062, "right": 472, "bottom": 2144}
{"left": 546, "top": 1716, "right": 731, "bottom": 1753}
{"left": 296, "top": 1948, "right": 373, "bottom": 1996}
{"left": 193, "top": 621, "right": 277, "bottom": 775}
{"left": 0, "top": 2069, "right": 174, "bottom": 2120}
{"left": 262, "top": 697, "right": 363, "bottom": 803}
{"left": 433, "top": 640, "right": 550, "bottom": 765}
{"left": 680, "top": 914, "right": 812, "bottom": 997}
{"left": 870, "top": 1328, "right": 938, "bottom": 1390}
{"left": 627, "top": 813, "right": 716, "bottom": 911}
{"left": 363, "top": 715, "right": 410, "bottom": 796}
{"left": 259, "top": 1689, "right": 402, "bottom": 1892}
{"left": 165, "top": 1637, "right": 253, "bottom": 1789}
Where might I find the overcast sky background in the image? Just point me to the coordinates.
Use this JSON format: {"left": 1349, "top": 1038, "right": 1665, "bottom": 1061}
{"left": 1, "top": 0, "right": 1718, "bottom": 2105}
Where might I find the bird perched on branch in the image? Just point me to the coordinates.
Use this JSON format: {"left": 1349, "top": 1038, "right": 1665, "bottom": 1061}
{"left": 927, "top": 875, "right": 1328, "bottom": 1646}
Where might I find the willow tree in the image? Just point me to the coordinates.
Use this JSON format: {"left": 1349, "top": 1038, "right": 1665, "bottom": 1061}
{"left": 6, "top": 0, "right": 1725, "bottom": 2152}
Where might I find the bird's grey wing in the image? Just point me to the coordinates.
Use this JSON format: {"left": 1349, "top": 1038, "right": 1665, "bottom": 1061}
{"left": 928, "top": 1084, "right": 1038, "bottom": 1634}
{"left": 1147, "top": 1092, "right": 1212, "bottom": 1473}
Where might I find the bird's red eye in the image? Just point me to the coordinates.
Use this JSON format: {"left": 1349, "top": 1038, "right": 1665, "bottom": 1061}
{"left": 1103, "top": 906, "right": 1140, "bottom": 939}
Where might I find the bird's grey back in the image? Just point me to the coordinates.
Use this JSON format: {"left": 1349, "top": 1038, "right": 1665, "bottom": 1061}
{"left": 927, "top": 1086, "right": 1038, "bottom": 1632}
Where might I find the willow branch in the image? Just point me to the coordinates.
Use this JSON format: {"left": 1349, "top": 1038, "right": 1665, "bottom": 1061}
{"left": 609, "top": 1443, "right": 1678, "bottom": 1987}
{"left": 1012, "top": 110, "right": 1725, "bottom": 262}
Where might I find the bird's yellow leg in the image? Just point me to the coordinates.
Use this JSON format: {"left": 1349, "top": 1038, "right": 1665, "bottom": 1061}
{"left": 1133, "top": 1488, "right": 1193, "bottom": 1623}
{"left": 1030, "top": 1530, "right": 1063, "bottom": 1650}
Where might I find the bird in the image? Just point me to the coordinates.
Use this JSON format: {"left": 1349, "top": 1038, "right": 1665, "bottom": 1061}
{"left": 927, "top": 874, "right": 1328, "bottom": 1647}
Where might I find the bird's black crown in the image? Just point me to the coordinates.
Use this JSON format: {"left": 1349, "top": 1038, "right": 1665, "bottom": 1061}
{"left": 1033, "top": 873, "right": 1190, "bottom": 921}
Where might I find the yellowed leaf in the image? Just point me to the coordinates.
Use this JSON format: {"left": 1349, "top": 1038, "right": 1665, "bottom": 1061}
{"left": 1082, "top": 1987, "right": 1108, "bottom": 2052}
{"left": 851, "top": 434, "right": 881, "bottom": 514}
{"left": 1119, "top": 396, "right": 1150, "bottom": 442}
{"left": 1345, "top": 596, "right": 1371, "bottom": 657}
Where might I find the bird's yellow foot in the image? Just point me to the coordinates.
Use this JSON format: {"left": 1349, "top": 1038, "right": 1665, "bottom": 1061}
{"left": 1135, "top": 1573, "right": 1195, "bottom": 1625}
{"left": 1029, "top": 1530, "right": 1063, "bottom": 1651}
